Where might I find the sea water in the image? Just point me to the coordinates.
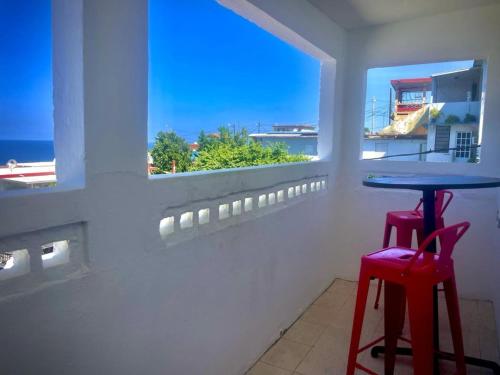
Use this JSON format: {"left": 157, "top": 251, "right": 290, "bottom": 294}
{"left": 0, "top": 140, "right": 156, "bottom": 165}
{"left": 0, "top": 140, "right": 55, "bottom": 164}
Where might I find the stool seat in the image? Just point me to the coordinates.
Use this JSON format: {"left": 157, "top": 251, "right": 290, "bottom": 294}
{"left": 387, "top": 210, "right": 423, "bottom": 223}
{"left": 366, "top": 247, "right": 438, "bottom": 273}
{"left": 374, "top": 190, "right": 453, "bottom": 309}
{"left": 346, "top": 222, "right": 470, "bottom": 375}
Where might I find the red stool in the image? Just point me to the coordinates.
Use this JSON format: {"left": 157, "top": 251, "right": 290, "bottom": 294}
{"left": 374, "top": 190, "right": 453, "bottom": 309}
{"left": 347, "top": 222, "right": 469, "bottom": 375}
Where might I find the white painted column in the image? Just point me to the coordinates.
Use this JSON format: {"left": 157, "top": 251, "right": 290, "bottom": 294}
{"left": 52, "top": 0, "right": 85, "bottom": 188}
{"left": 83, "top": 0, "right": 148, "bottom": 179}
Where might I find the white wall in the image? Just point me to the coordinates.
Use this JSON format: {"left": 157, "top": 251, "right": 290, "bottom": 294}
{"left": 363, "top": 138, "right": 425, "bottom": 161}
{"left": 333, "top": 2, "right": 500, "bottom": 343}
{"left": 0, "top": 1, "right": 346, "bottom": 374}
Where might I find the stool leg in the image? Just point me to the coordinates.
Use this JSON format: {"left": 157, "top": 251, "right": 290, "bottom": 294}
{"left": 374, "top": 279, "right": 383, "bottom": 309}
{"left": 346, "top": 269, "right": 371, "bottom": 375}
{"left": 375, "top": 223, "right": 393, "bottom": 310}
{"left": 436, "top": 217, "right": 445, "bottom": 230}
{"left": 384, "top": 282, "right": 406, "bottom": 375}
{"left": 416, "top": 229, "right": 424, "bottom": 246}
{"left": 407, "top": 283, "right": 434, "bottom": 375}
{"left": 396, "top": 226, "right": 413, "bottom": 247}
{"left": 383, "top": 222, "right": 392, "bottom": 247}
{"left": 443, "top": 272, "right": 466, "bottom": 375}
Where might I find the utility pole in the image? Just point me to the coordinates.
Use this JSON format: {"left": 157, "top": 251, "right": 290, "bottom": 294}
{"left": 388, "top": 88, "right": 392, "bottom": 125}
{"left": 371, "top": 96, "right": 376, "bottom": 134}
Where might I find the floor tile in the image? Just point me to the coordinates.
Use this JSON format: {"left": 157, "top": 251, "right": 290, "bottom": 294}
{"left": 246, "top": 362, "right": 293, "bottom": 375}
{"left": 295, "top": 333, "right": 348, "bottom": 375}
{"left": 249, "top": 279, "right": 499, "bottom": 375}
{"left": 284, "top": 320, "right": 325, "bottom": 346}
{"left": 300, "top": 304, "right": 339, "bottom": 327}
{"left": 261, "top": 339, "right": 311, "bottom": 371}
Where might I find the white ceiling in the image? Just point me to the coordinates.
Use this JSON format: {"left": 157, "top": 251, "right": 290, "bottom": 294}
{"left": 307, "top": 0, "right": 500, "bottom": 30}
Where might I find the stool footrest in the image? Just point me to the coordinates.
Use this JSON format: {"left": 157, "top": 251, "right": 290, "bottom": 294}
{"left": 357, "top": 335, "right": 385, "bottom": 354}
{"left": 357, "top": 335, "right": 411, "bottom": 354}
{"left": 355, "top": 336, "right": 413, "bottom": 374}
{"left": 355, "top": 362, "right": 379, "bottom": 375}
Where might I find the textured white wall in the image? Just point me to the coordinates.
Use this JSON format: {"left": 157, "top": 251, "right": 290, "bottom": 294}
{"left": 0, "top": 1, "right": 346, "bottom": 374}
{"left": 2, "top": 1, "right": 500, "bottom": 373}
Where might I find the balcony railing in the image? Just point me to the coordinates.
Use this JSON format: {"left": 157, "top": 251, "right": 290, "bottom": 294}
{"left": 430, "top": 101, "right": 481, "bottom": 124}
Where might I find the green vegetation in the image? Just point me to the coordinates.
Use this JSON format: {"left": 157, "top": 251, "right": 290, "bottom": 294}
{"left": 430, "top": 108, "right": 442, "bottom": 123}
{"left": 444, "top": 114, "right": 461, "bottom": 124}
{"left": 463, "top": 113, "right": 477, "bottom": 123}
{"left": 151, "top": 131, "right": 191, "bottom": 173}
{"left": 151, "top": 126, "right": 309, "bottom": 174}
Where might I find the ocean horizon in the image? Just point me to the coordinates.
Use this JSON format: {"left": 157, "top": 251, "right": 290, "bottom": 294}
{"left": 0, "top": 140, "right": 156, "bottom": 164}
{"left": 0, "top": 140, "right": 55, "bottom": 164}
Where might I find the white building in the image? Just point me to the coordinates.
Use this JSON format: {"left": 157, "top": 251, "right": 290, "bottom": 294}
{"left": 426, "top": 62, "right": 484, "bottom": 163}
{"left": 365, "top": 61, "right": 485, "bottom": 163}
{"left": 0, "top": 161, "right": 56, "bottom": 190}
{"left": 1, "top": 1, "right": 500, "bottom": 374}
{"left": 250, "top": 124, "right": 318, "bottom": 155}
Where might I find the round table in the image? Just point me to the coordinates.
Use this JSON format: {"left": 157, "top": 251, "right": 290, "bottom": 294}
{"left": 362, "top": 174, "right": 500, "bottom": 375}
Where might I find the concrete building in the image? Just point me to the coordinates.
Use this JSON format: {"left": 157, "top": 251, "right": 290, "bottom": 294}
{"left": 250, "top": 124, "right": 318, "bottom": 156}
{"left": 364, "top": 78, "right": 430, "bottom": 160}
{"left": 1, "top": 1, "right": 500, "bottom": 374}
{"left": 427, "top": 61, "right": 484, "bottom": 162}
{"left": 366, "top": 62, "right": 485, "bottom": 162}
{"left": 0, "top": 161, "right": 56, "bottom": 190}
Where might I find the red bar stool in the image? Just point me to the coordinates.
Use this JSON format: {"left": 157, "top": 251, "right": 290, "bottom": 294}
{"left": 373, "top": 190, "right": 453, "bottom": 309}
{"left": 346, "top": 222, "right": 469, "bottom": 375}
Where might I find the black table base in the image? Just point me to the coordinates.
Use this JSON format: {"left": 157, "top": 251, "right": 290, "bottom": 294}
{"left": 370, "top": 345, "right": 500, "bottom": 374}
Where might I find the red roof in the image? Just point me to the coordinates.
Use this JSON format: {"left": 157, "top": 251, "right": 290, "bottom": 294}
{"left": 390, "top": 77, "right": 432, "bottom": 90}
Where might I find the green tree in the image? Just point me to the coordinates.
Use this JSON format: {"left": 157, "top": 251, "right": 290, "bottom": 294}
{"left": 189, "top": 139, "right": 309, "bottom": 171}
{"left": 198, "top": 126, "right": 250, "bottom": 151}
{"left": 197, "top": 130, "right": 214, "bottom": 151}
{"left": 151, "top": 131, "right": 191, "bottom": 173}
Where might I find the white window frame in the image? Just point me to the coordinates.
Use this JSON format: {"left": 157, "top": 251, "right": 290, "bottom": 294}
{"left": 455, "top": 131, "right": 473, "bottom": 159}
{"left": 360, "top": 59, "right": 488, "bottom": 169}
{"left": 0, "top": 0, "right": 85, "bottom": 198}
{"left": 147, "top": 0, "right": 337, "bottom": 182}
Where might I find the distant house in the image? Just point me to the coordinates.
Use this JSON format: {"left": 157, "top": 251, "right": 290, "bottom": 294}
{"left": 249, "top": 124, "right": 318, "bottom": 156}
{"left": 0, "top": 161, "right": 56, "bottom": 190}
{"left": 364, "top": 78, "right": 431, "bottom": 161}
{"left": 364, "top": 60, "right": 484, "bottom": 163}
{"left": 426, "top": 61, "right": 483, "bottom": 162}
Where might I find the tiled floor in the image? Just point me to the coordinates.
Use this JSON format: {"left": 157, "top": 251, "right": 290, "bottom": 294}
{"left": 246, "top": 279, "right": 500, "bottom": 375}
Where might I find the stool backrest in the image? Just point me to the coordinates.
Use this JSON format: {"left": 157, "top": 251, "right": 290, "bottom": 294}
{"left": 414, "top": 190, "right": 454, "bottom": 218}
{"left": 403, "top": 221, "right": 470, "bottom": 274}
{"left": 435, "top": 190, "right": 454, "bottom": 217}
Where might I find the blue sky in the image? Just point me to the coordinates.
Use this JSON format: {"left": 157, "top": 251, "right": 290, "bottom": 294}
{"left": 0, "top": 0, "right": 53, "bottom": 140}
{"left": 0, "top": 0, "right": 474, "bottom": 143}
{"left": 148, "top": 0, "right": 321, "bottom": 142}
{"left": 365, "top": 60, "right": 474, "bottom": 132}
{"left": 0, "top": 0, "right": 321, "bottom": 142}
